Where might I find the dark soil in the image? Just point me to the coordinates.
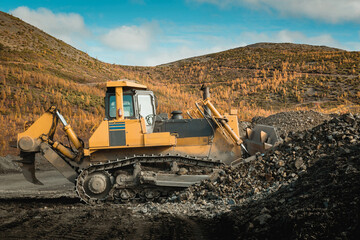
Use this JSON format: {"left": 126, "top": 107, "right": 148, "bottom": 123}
{"left": 0, "top": 199, "right": 213, "bottom": 240}
{"left": 209, "top": 145, "right": 360, "bottom": 239}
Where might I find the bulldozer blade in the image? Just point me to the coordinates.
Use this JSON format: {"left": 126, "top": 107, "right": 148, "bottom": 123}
{"left": 260, "top": 131, "right": 268, "bottom": 143}
{"left": 243, "top": 125, "right": 280, "bottom": 155}
{"left": 246, "top": 128, "right": 253, "bottom": 139}
{"left": 13, "top": 152, "right": 43, "bottom": 185}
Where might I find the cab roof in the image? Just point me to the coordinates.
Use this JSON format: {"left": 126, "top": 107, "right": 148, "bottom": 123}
{"left": 106, "top": 79, "right": 147, "bottom": 90}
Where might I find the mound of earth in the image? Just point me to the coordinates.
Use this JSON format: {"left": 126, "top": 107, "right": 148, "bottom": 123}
{"left": 251, "top": 110, "right": 332, "bottom": 138}
{"left": 168, "top": 113, "right": 359, "bottom": 239}
{"left": 212, "top": 141, "right": 360, "bottom": 239}
{"left": 173, "top": 113, "right": 358, "bottom": 204}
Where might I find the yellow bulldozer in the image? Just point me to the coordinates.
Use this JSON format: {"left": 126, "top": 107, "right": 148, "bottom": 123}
{"left": 16, "top": 80, "right": 278, "bottom": 203}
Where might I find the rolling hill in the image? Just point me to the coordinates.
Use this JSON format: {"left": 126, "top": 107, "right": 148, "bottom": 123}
{"left": 0, "top": 10, "right": 359, "bottom": 156}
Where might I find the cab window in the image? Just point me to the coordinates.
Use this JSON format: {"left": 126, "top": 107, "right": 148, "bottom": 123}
{"left": 123, "top": 95, "right": 134, "bottom": 117}
{"left": 109, "top": 95, "right": 116, "bottom": 118}
{"left": 108, "top": 94, "right": 134, "bottom": 118}
{"left": 138, "top": 94, "right": 154, "bottom": 125}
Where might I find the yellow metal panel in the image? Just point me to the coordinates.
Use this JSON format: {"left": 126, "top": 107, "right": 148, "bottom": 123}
{"left": 18, "top": 111, "right": 55, "bottom": 141}
{"left": 224, "top": 114, "right": 240, "bottom": 139}
{"left": 106, "top": 80, "right": 147, "bottom": 89}
{"left": 89, "top": 121, "right": 109, "bottom": 148}
{"left": 90, "top": 120, "right": 175, "bottom": 150}
{"left": 125, "top": 119, "right": 144, "bottom": 146}
{"left": 140, "top": 117, "right": 147, "bottom": 134}
{"left": 144, "top": 132, "right": 176, "bottom": 146}
{"left": 173, "top": 145, "right": 210, "bottom": 156}
{"left": 230, "top": 109, "right": 238, "bottom": 115}
{"left": 83, "top": 149, "right": 91, "bottom": 156}
{"left": 176, "top": 137, "right": 209, "bottom": 146}
{"left": 115, "top": 87, "right": 123, "bottom": 120}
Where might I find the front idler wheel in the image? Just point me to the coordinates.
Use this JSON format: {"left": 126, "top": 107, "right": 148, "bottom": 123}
{"left": 77, "top": 171, "right": 112, "bottom": 203}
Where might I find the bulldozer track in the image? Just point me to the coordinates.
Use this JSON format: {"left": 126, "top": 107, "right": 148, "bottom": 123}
{"left": 75, "top": 154, "right": 222, "bottom": 204}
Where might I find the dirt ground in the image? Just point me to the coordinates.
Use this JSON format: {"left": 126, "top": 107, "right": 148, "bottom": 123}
{"left": 0, "top": 171, "right": 214, "bottom": 240}
{"left": 0, "top": 200, "right": 212, "bottom": 240}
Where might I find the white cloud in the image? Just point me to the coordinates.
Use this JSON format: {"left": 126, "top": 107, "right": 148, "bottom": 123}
{"left": 101, "top": 22, "right": 159, "bottom": 51}
{"left": 10, "top": 6, "right": 89, "bottom": 45}
{"left": 190, "top": 0, "right": 360, "bottom": 23}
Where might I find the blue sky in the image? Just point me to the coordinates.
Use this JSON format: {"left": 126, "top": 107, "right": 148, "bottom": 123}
{"left": 1, "top": 0, "right": 359, "bottom": 66}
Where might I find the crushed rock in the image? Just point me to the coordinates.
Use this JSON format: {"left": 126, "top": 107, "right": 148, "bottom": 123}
{"left": 127, "top": 201, "right": 232, "bottom": 219}
{"left": 213, "top": 131, "right": 360, "bottom": 239}
{"left": 251, "top": 110, "right": 332, "bottom": 138}
{"left": 171, "top": 113, "right": 359, "bottom": 205}
{"left": 164, "top": 113, "right": 360, "bottom": 239}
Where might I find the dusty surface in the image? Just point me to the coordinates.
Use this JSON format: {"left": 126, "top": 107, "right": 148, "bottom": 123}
{"left": 0, "top": 155, "right": 21, "bottom": 174}
{"left": 0, "top": 172, "right": 214, "bottom": 240}
{"left": 0, "top": 170, "right": 74, "bottom": 198}
{"left": 0, "top": 111, "right": 359, "bottom": 239}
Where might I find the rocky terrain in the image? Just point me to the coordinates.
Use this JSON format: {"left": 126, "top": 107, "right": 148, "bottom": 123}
{"left": 0, "top": 111, "right": 359, "bottom": 239}
{"left": 213, "top": 142, "right": 360, "bottom": 239}
{"left": 120, "top": 112, "right": 360, "bottom": 239}
{"left": 252, "top": 110, "right": 332, "bottom": 138}
{"left": 173, "top": 112, "right": 355, "bottom": 204}
{"left": 165, "top": 112, "right": 360, "bottom": 239}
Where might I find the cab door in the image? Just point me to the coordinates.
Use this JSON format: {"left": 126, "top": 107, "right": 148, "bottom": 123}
{"left": 135, "top": 91, "right": 156, "bottom": 133}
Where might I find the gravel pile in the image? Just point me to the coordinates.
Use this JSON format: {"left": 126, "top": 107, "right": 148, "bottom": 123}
{"left": 251, "top": 110, "right": 332, "bottom": 138}
{"left": 125, "top": 113, "right": 359, "bottom": 238}
{"left": 169, "top": 113, "right": 360, "bottom": 208}
{"left": 213, "top": 117, "right": 360, "bottom": 239}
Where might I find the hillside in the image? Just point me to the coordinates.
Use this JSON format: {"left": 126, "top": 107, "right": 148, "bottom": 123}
{"left": 123, "top": 42, "right": 360, "bottom": 121}
{"left": 1, "top": 10, "right": 360, "bottom": 156}
{"left": 148, "top": 42, "right": 360, "bottom": 116}
{"left": 0, "top": 11, "right": 143, "bottom": 155}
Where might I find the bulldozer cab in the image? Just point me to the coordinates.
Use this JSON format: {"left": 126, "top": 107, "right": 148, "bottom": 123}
{"left": 105, "top": 81, "right": 156, "bottom": 133}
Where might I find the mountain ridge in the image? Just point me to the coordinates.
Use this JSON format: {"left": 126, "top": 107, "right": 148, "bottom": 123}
{"left": 159, "top": 42, "right": 346, "bottom": 67}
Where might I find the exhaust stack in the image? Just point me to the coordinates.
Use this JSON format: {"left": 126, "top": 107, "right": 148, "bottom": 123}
{"left": 201, "top": 85, "right": 211, "bottom": 117}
